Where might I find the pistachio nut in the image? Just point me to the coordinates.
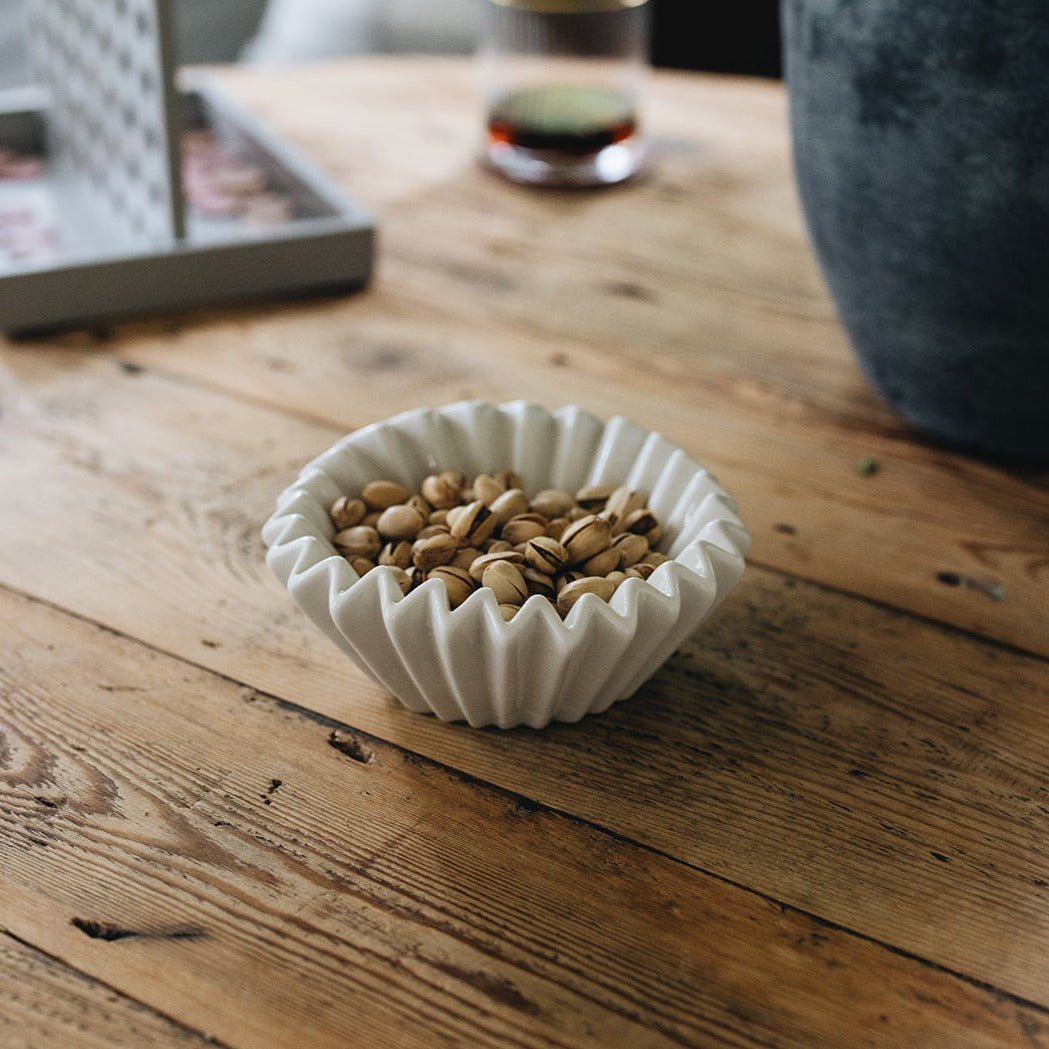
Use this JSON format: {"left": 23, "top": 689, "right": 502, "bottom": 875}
{"left": 544, "top": 516, "right": 570, "bottom": 541}
{"left": 378, "top": 540, "right": 413, "bottom": 569}
{"left": 421, "top": 471, "right": 464, "bottom": 509}
{"left": 622, "top": 507, "right": 661, "bottom": 541}
{"left": 560, "top": 514, "right": 612, "bottom": 566}
{"left": 530, "top": 488, "right": 576, "bottom": 518}
{"left": 524, "top": 535, "right": 569, "bottom": 575}
{"left": 556, "top": 575, "right": 617, "bottom": 616}
{"left": 495, "top": 469, "right": 522, "bottom": 491}
{"left": 376, "top": 503, "right": 427, "bottom": 541}
{"left": 330, "top": 495, "right": 366, "bottom": 529}
{"left": 328, "top": 468, "right": 666, "bottom": 619}
{"left": 555, "top": 570, "right": 585, "bottom": 594}
{"left": 451, "top": 546, "right": 483, "bottom": 570}
{"left": 387, "top": 565, "right": 412, "bottom": 594}
{"left": 333, "top": 525, "right": 381, "bottom": 559}
{"left": 489, "top": 487, "right": 530, "bottom": 526}
{"left": 603, "top": 486, "right": 648, "bottom": 530}
{"left": 482, "top": 559, "right": 528, "bottom": 605}
{"left": 450, "top": 500, "right": 497, "bottom": 547}
{"left": 429, "top": 564, "right": 476, "bottom": 608}
{"left": 472, "top": 473, "right": 506, "bottom": 506}
{"left": 574, "top": 483, "right": 616, "bottom": 511}
{"left": 406, "top": 493, "right": 431, "bottom": 517}
{"left": 582, "top": 546, "right": 624, "bottom": 577}
{"left": 501, "top": 513, "right": 548, "bottom": 545}
{"left": 346, "top": 555, "right": 376, "bottom": 576}
{"left": 417, "top": 523, "right": 451, "bottom": 540}
{"left": 612, "top": 531, "right": 650, "bottom": 567}
{"left": 361, "top": 479, "right": 411, "bottom": 511}
{"left": 522, "top": 566, "right": 556, "bottom": 599}
{"left": 468, "top": 548, "right": 526, "bottom": 583}
{"left": 640, "top": 549, "right": 670, "bottom": 568}
{"left": 411, "top": 532, "right": 459, "bottom": 571}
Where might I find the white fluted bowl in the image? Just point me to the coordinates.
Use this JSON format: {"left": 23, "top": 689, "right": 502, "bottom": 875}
{"left": 262, "top": 401, "right": 750, "bottom": 729}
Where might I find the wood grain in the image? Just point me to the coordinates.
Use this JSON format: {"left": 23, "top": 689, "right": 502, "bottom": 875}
{"left": 0, "top": 932, "right": 216, "bottom": 1049}
{"left": 3, "top": 58, "right": 1049, "bottom": 1049}
{"left": 0, "top": 343, "right": 1046, "bottom": 1006}
{"left": 2, "top": 586, "right": 1047, "bottom": 1049}
{"left": 41, "top": 59, "right": 1047, "bottom": 655}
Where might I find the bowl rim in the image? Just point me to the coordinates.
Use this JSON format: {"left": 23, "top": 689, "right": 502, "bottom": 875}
{"left": 262, "top": 398, "right": 751, "bottom": 634}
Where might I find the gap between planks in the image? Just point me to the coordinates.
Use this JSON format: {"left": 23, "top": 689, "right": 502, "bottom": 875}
{"left": 2, "top": 576, "right": 1048, "bottom": 1032}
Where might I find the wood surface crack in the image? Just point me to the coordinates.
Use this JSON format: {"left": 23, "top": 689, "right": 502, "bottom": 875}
{"left": 70, "top": 918, "right": 207, "bottom": 942}
{"left": 742, "top": 563, "right": 1037, "bottom": 661}
{"left": 4, "top": 928, "right": 234, "bottom": 1046}
{"left": 5, "top": 580, "right": 1048, "bottom": 1022}
{"left": 327, "top": 729, "right": 374, "bottom": 763}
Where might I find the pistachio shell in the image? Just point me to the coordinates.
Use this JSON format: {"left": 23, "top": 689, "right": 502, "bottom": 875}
{"left": 333, "top": 525, "right": 381, "bottom": 559}
{"left": 411, "top": 532, "right": 459, "bottom": 571}
{"left": 574, "top": 483, "right": 616, "bottom": 510}
{"left": 530, "top": 488, "right": 576, "bottom": 518}
{"left": 417, "top": 523, "right": 451, "bottom": 540}
{"left": 378, "top": 540, "right": 413, "bottom": 569}
{"left": 472, "top": 473, "right": 505, "bottom": 505}
{"left": 560, "top": 514, "right": 612, "bottom": 566}
{"left": 522, "top": 567, "right": 556, "bottom": 599}
{"left": 387, "top": 565, "right": 412, "bottom": 594}
{"left": 451, "top": 546, "right": 483, "bottom": 570}
{"left": 489, "top": 488, "right": 530, "bottom": 525}
{"left": 450, "top": 500, "right": 497, "bottom": 547}
{"left": 376, "top": 503, "right": 426, "bottom": 540}
{"left": 581, "top": 546, "right": 624, "bottom": 577}
{"left": 429, "top": 564, "right": 476, "bottom": 608}
{"left": 622, "top": 507, "right": 660, "bottom": 539}
{"left": 604, "top": 487, "right": 648, "bottom": 530}
{"left": 524, "top": 536, "right": 569, "bottom": 574}
{"left": 556, "top": 575, "right": 617, "bottom": 616}
{"left": 501, "top": 513, "right": 547, "bottom": 545}
{"left": 329, "top": 495, "right": 366, "bottom": 529}
{"left": 421, "top": 472, "right": 463, "bottom": 509}
{"left": 544, "top": 516, "right": 570, "bottom": 541}
{"left": 346, "top": 555, "right": 376, "bottom": 576}
{"left": 468, "top": 549, "right": 526, "bottom": 583}
{"left": 482, "top": 560, "right": 528, "bottom": 605}
{"left": 361, "top": 479, "right": 411, "bottom": 511}
{"left": 612, "top": 531, "right": 649, "bottom": 567}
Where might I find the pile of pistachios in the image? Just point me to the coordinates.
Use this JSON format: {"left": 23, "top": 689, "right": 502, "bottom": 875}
{"left": 328, "top": 470, "right": 669, "bottom": 620}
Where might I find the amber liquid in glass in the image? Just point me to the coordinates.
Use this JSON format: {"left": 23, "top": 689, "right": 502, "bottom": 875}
{"left": 486, "top": 83, "right": 637, "bottom": 158}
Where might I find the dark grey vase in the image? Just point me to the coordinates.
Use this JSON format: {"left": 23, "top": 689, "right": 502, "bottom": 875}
{"left": 782, "top": 0, "right": 1049, "bottom": 461}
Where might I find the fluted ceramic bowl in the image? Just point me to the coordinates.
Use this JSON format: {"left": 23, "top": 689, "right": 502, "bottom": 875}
{"left": 262, "top": 400, "right": 749, "bottom": 729}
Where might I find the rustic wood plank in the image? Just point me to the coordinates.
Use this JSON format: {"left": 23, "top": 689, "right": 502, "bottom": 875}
{"left": 2, "top": 585, "right": 1047, "bottom": 1049}
{"left": 30, "top": 60, "right": 1047, "bottom": 653}
{"left": 0, "top": 344, "right": 1047, "bottom": 1008}
{"left": 0, "top": 932, "right": 217, "bottom": 1049}
{"left": 16, "top": 311, "right": 1049, "bottom": 662}
{"left": 149, "top": 59, "right": 928, "bottom": 433}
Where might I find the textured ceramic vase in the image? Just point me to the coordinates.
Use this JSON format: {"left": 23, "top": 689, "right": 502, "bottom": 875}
{"left": 782, "top": 0, "right": 1049, "bottom": 461}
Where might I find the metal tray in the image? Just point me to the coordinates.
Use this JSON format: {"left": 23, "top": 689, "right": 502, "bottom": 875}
{"left": 0, "top": 80, "right": 375, "bottom": 333}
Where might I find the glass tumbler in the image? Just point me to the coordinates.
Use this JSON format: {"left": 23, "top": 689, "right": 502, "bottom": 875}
{"left": 479, "top": 0, "right": 651, "bottom": 187}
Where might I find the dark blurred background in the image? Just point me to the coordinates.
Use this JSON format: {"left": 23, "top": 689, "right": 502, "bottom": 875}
{"left": 652, "top": 1, "right": 782, "bottom": 77}
{"left": 0, "top": 0, "right": 784, "bottom": 88}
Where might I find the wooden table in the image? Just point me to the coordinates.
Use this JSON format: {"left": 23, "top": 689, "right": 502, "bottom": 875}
{"left": 3, "top": 56, "right": 1048, "bottom": 1049}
